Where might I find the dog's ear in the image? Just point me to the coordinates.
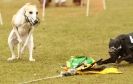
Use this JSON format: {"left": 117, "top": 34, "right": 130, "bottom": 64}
{"left": 23, "top": 3, "right": 32, "bottom": 10}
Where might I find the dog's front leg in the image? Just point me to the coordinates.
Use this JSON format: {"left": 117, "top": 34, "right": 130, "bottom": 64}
{"left": 17, "top": 43, "right": 22, "bottom": 59}
{"left": 8, "top": 41, "right": 16, "bottom": 61}
{"left": 27, "top": 35, "right": 35, "bottom": 61}
{"left": 21, "top": 26, "right": 34, "bottom": 54}
{"left": 7, "top": 31, "right": 16, "bottom": 61}
{"left": 99, "top": 55, "right": 119, "bottom": 65}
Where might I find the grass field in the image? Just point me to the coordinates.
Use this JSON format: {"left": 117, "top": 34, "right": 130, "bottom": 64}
{"left": 0, "top": 0, "right": 133, "bottom": 84}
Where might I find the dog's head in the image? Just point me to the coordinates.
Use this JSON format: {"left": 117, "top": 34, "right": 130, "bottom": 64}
{"left": 108, "top": 38, "right": 122, "bottom": 56}
{"left": 24, "top": 3, "right": 40, "bottom": 25}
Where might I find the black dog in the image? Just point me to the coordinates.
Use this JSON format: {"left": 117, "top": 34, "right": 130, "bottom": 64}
{"left": 98, "top": 33, "right": 133, "bottom": 65}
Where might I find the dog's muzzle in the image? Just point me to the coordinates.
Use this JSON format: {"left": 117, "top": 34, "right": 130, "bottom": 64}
{"left": 109, "top": 48, "right": 116, "bottom": 53}
{"left": 109, "top": 47, "right": 122, "bottom": 57}
{"left": 25, "top": 15, "right": 40, "bottom": 26}
{"left": 30, "top": 17, "right": 40, "bottom": 26}
{"left": 109, "top": 46, "right": 122, "bottom": 54}
{"left": 33, "top": 17, "right": 40, "bottom": 25}
{"left": 108, "top": 47, "right": 118, "bottom": 56}
{"left": 33, "top": 19, "right": 39, "bottom": 25}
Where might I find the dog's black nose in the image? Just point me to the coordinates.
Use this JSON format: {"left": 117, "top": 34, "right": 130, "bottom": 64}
{"left": 35, "top": 20, "right": 38, "bottom": 24}
{"left": 33, "top": 20, "right": 39, "bottom": 25}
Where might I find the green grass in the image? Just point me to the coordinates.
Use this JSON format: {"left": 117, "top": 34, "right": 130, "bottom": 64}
{"left": 0, "top": 0, "right": 133, "bottom": 84}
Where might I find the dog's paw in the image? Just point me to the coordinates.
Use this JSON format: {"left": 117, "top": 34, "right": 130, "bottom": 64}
{"left": 7, "top": 57, "right": 16, "bottom": 61}
{"left": 29, "top": 58, "right": 35, "bottom": 62}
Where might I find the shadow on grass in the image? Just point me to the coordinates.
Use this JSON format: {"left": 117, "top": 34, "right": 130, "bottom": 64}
{"left": 116, "top": 63, "right": 133, "bottom": 68}
{"left": 102, "top": 62, "right": 133, "bottom": 68}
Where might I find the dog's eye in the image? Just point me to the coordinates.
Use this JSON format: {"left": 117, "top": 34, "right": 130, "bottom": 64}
{"left": 29, "top": 11, "right": 33, "bottom": 14}
{"left": 36, "top": 12, "right": 38, "bottom": 15}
